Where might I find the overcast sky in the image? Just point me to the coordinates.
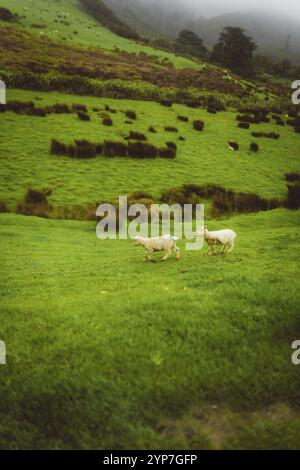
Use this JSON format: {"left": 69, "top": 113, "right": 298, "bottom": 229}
{"left": 149, "top": 0, "right": 300, "bottom": 19}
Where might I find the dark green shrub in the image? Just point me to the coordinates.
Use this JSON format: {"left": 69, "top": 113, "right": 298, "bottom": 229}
{"left": 103, "top": 117, "right": 113, "bottom": 126}
{"left": 51, "top": 139, "right": 66, "bottom": 155}
{"left": 285, "top": 183, "right": 300, "bottom": 209}
{"left": 285, "top": 173, "right": 300, "bottom": 183}
{"left": 250, "top": 142, "right": 259, "bottom": 152}
{"left": 177, "top": 115, "right": 189, "bottom": 122}
{"left": 193, "top": 120, "right": 204, "bottom": 131}
{"left": 159, "top": 147, "right": 176, "bottom": 159}
{"left": 238, "top": 122, "right": 250, "bottom": 129}
{"left": 125, "top": 110, "right": 137, "bottom": 120}
{"left": 166, "top": 142, "right": 177, "bottom": 151}
{"left": 77, "top": 111, "right": 90, "bottom": 121}
{"left": 72, "top": 103, "right": 88, "bottom": 113}
{"left": 103, "top": 141, "right": 128, "bottom": 157}
{"left": 127, "top": 131, "right": 147, "bottom": 141}
{"left": 128, "top": 142, "right": 157, "bottom": 159}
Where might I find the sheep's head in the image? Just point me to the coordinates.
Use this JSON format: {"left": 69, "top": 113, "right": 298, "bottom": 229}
{"left": 134, "top": 236, "right": 143, "bottom": 246}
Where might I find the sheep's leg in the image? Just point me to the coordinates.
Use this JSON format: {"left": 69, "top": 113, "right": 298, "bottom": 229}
{"left": 161, "top": 249, "right": 172, "bottom": 261}
{"left": 173, "top": 244, "right": 180, "bottom": 260}
{"left": 221, "top": 244, "right": 227, "bottom": 254}
{"left": 211, "top": 243, "right": 217, "bottom": 256}
{"left": 227, "top": 241, "right": 235, "bottom": 253}
{"left": 144, "top": 249, "right": 154, "bottom": 261}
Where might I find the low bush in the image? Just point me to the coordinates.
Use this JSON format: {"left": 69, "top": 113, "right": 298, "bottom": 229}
{"left": 72, "top": 103, "right": 88, "bottom": 113}
{"left": 250, "top": 142, "right": 259, "bottom": 152}
{"left": 160, "top": 100, "right": 172, "bottom": 107}
{"left": 125, "top": 110, "right": 137, "bottom": 120}
{"left": 159, "top": 147, "right": 176, "bottom": 159}
{"left": 236, "top": 114, "right": 259, "bottom": 124}
{"left": 128, "top": 142, "right": 157, "bottom": 159}
{"left": 74, "top": 140, "right": 98, "bottom": 158}
{"left": 51, "top": 139, "right": 66, "bottom": 155}
{"left": 193, "top": 120, "right": 204, "bottom": 131}
{"left": 103, "top": 141, "right": 128, "bottom": 157}
{"left": 77, "top": 111, "right": 90, "bottom": 121}
{"left": 127, "top": 131, "right": 147, "bottom": 141}
{"left": 285, "top": 183, "right": 300, "bottom": 209}
{"left": 148, "top": 126, "right": 157, "bottom": 133}
{"left": 166, "top": 142, "right": 177, "bottom": 150}
{"left": 238, "top": 122, "right": 250, "bottom": 129}
{"left": 103, "top": 117, "right": 113, "bottom": 126}
{"left": 177, "top": 115, "right": 189, "bottom": 122}
{"left": 165, "top": 126, "right": 178, "bottom": 133}
{"left": 251, "top": 132, "right": 280, "bottom": 139}
{"left": 285, "top": 173, "right": 300, "bottom": 182}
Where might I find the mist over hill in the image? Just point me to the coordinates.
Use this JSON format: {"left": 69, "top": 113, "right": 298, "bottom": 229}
{"left": 105, "top": 0, "right": 300, "bottom": 62}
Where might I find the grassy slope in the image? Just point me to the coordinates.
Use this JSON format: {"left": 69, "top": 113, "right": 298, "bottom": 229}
{"left": 0, "top": 208, "right": 300, "bottom": 449}
{"left": 1, "top": 88, "right": 299, "bottom": 210}
{"left": 0, "top": 0, "right": 201, "bottom": 70}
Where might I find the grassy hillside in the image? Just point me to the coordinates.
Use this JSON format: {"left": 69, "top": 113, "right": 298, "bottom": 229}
{"left": 0, "top": 0, "right": 201, "bottom": 70}
{"left": 0, "top": 88, "right": 299, "bottom": 211}
{"left": 1, "top": 209, "right": 300, "bottom": 449}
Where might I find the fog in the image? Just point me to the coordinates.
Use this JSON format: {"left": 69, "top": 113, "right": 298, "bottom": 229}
{"left": 140, "top": 0, "right": 300, "bottom": 20}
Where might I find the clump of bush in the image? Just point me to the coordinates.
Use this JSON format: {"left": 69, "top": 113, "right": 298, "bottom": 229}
{"left": 285, "top": 183, "right": 300, "bottom": 209}
{"left": 160, "top": 100, "right": 172, "bottom": 108}
{"left": 250, "top": 142, "right": 259, "bottom": 152}
{"left": 125, "top": 110, "right": 137, "bottom": 120}
{"left": 103, "top": 141, "right": 128, "bottom": 157}
{"left": 77, "top": 111, "right": 90, "bottom": 121}
{"left": 251, "top": 132, "right": 280, "bottom": 139}
{"left": 159, "top": 147, "right": 176, "bottom": 159}
{"left": 17, "top": 188, "right": 51, "bottom": 218}
{"left": 103, "top": 117, "right": 113, "bottom": 126}
{"left": 166, "top": 142, "right": 177, "bottom": 150}
{"left": 177, "top": 115, "right": 189, "bottom": 122}
{"left": 238, "top": 122, "right": 250, "bottom": 129}
{"left": 72, "top": 103, "right": 88, "bottom": 113}
{"left": 193, "top": 120, "right": 204, "bottom": 131}
{"left": 165, "top": 126, "right": 178, "bottom": 133}
{"left": 127, "top": 131, "right": 147, "bottom": 141}
{"left": 285, "top": 173, "right": 300, "bottom": 183}
{"left": 51, "top": 138, "right": 100, "bottom": 159}
{"left": 128, "top": 142, "right": 158, "bottom": 159}
{"left": 49, "top": 103, "right": 71, "bottom": 114}
{"left": 148, "top": 126, "right": 157, "bottom": 133}
{"left": 160, "top": 183, "right": 280, "bottom": 216}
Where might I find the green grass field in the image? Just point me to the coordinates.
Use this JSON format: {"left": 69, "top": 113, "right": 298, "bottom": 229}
{"left": 1, "top": 209, "right": 300, "bottom": 449}
{"left": 0, "top": 0, "right": 201, "bottom": 70}
{"left": 1, "top": 89, "right": 300, "bottom": 211}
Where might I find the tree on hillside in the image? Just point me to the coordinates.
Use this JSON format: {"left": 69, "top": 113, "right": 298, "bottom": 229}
{"left": 174, "top": 30, "right": 207, "bottom": 59}
{"left": 211, "top": 27, "right": 257, "bottom": 76}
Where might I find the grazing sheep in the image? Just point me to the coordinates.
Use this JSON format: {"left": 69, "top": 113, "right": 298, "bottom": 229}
{"left": 134, "top": 235, "right": 180, "bottom": 262}
{"left": 228, "top": 141, "right": 239, "bottom": 151}
{"left": 202, "top": 226, "right": 237, "bottom": 255}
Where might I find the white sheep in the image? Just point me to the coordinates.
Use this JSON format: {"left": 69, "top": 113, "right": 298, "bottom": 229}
{"left": 202, "top": 226, "right": 237, "bottom": 255}
{"left": 134, "top": 235, "right": 180, "bottom": 262}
